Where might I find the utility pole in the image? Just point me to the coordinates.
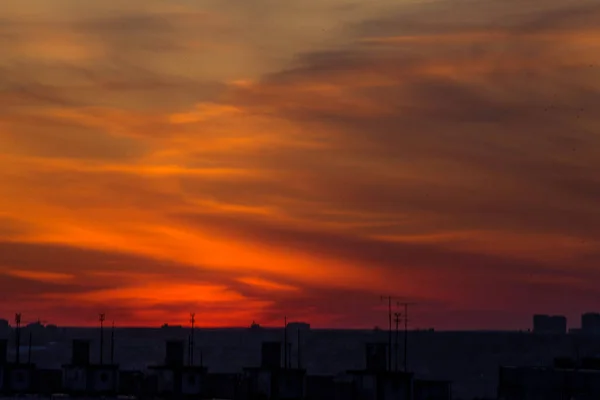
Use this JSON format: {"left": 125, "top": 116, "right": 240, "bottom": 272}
{"left": 394, "top": 312, "right": 401, "bottom": 372}
{"left": 381, "top": 296, "right": 403, "bottom": 371}
{"left": 99, "top": 313, "right": 105, "bottom": 365}
{"left": 189, "top": 313, "right": 195, "bottom": 366}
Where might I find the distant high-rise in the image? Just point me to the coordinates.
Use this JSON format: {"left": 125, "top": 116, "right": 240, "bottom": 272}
{"left": 581, "top": 313, "right": 600, "bottom": 334}
{"left": 287, "top": 322, "right": 310, "bottom": 330}
{"left": 533, "top": 314, "right": 567, "bottom": 334}
{"left": 0, "top": 319, "right": 8, "bottom": 331}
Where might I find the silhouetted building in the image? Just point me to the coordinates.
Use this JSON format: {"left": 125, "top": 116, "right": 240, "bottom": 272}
{"left": 0, "top": 339, "right": 5, "bottom": 393}
{"left": 71, "top": 339, "right": 90, "bottom": 366}
{"left": 119, "top": 370, "right": 146, "bottom": 396}
{"left": 242, "top": 341, "right": 307, "bottom": 400}
{"left": 62, "top": 339, "right": 119, "bottom": 395}
{"left": 2, "top": 362, "right": 36, "bottom": 394}
{"left": 262, "top": 341, "right": 283, "bottom": 369}
{"left": 553, "top": 357, "right": 577, "bottom": 369}
{"left": 342, "top": 343, "right": 452, "bottom": 400}
{"left": 205, "top": 372, "right": 242, "bottom": 399}
{"left": 347, "top": 369, "right": 413, "bottom": 400}
{"left": 306, "top": 375, "right": 336, "bottom": 400}
{"left": 36, "top": 368, "right": 63, "bottom": 395}
{"left": 413, "top": 379, "right": 452, "bottom": 400}
{"left": 0, "top": 328, "right": 457, "bottom": 400}
{"left": 161, "top": 324, "right": 183, "bottom": 330}
{"left": 0, "top": 319, "right": 9, "bottom": 335}
{"left": 581, "top": 312, "right": 600, "bottom": 334}
{"left": 148, "top": 339, "right": 208, "bottom": 398}
{"left": 0, "top": 336, "right": 37, "bottom": 394}
{"left": 287, "top": 322, "right": 311, "bottom": 331}
{"left": 365, "top": 343, "right": 388, "bottom": 372}
{"left": 532, "top": 314, "right": 567, "bottom": 334}
{"left": 335, "top": 375, "right": 356, "bottom": 400}
{"left": 498, "top": 358, "right": 600, "bottom": 400}
{"left": 0, "top": 338, "right": 6, "bottom": 366}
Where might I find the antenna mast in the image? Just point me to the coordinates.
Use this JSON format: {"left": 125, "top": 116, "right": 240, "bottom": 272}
{"left": 189, "top": 313, "right": 195, "bottom": 366}
{"left": 380, "top": 296, "right": 405, "bottom": 371}
{"left": 99, "top": 313, "right": 105, "bottom": 365}
{"left": 28, "top": 331, "right": 32, "bottom": 364}
{"left": 111, "top": 321, "right": 115, "bottom": 364}
{"left": 397, "top": 302, "right": 416, "bottom": 372}
{"left": 15, "top": 313, "right": 21, "bottom": 364}
{"left": 394, "top": 312, "right": 401, "bottom": 372}
{"left": 284, "top": 316, "right": 288, "bottom": 370}
{"left": 297, "top": 327, "right": 301, "bottom": 369}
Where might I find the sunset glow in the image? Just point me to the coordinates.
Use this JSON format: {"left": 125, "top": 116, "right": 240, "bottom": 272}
{"left": 1, "top": 0, "right": 600, "bottom": 330}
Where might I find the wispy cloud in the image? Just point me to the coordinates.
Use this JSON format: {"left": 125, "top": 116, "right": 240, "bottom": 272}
{"left": 237, "top": 277, "right": 300, "bottom": 292}
{"left": 4, "top": 269, "right": 75, "bottom": 283}
{"left": 1, "top": 0, "right": 599, "bottom": 329}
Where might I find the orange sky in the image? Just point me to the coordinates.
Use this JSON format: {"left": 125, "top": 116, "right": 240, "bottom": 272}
{"left": 1, "top": 0, "right": 600, "bottom": 330}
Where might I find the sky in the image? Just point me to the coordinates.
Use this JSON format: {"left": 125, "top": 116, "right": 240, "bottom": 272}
{"left": 0, "top": 0, "right": 599, "bottom": 330}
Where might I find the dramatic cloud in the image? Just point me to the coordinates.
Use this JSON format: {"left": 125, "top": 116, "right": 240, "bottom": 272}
{"left": 1, "top": 0, "right": 599, "bottom": 329}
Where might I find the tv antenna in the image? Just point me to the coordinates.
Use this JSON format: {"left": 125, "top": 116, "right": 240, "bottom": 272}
{"left": 284, "top": 316, "right": 288, "bottom": 370}
{"left": 111, "top": 321, "right": 115, "bottom": 364}
{"left": 397, "top": 301, "right": 416, "bottom": 372}
{"left": 394, "top": 312, "right": 401, "bottom": 372}
{"left": 380, "top": 296, "right": 405, "bottom": 371}
{"left": 15, "top": 313, "right": 22, "bottom": 364}
{"left": 189, "top": 313, "right": 196, "bottom": 366}
{"left": 99, "top": 313, "right": 105, "bottom": 365}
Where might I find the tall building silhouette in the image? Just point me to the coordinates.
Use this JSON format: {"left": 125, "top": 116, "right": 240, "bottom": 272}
{"left": 533, "top": 314, "right": 567, "bottom": 334}
{"left": 581, "top": 312, "right": 600, "bottom": 334}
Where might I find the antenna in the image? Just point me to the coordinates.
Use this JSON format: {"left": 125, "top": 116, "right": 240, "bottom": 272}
{"left": 99, "top": 313, "right": 105, "bottom": 365}
{"left": 28, "top": 331, "right": 32, "bottom": 364}
{"left": 297, "top": 327, "right": 301, "bottom": 369}
{"left": 397, "top": 302, "right": 416, "bottom": 372}
{"left": 189, "top": 313, "right": 195, "bottom": 366}
{"left": 110, "top": 321, "right": 115, "bottom": 364}
{"left": 15, "top": 313, "right": 21, "bottom": 364}
{"left": 380, "top": 296, "right": 405, "bottom": 371}
{"left": 394, "top": 312, "right": 401, "bottom": 372}
{"left": 284, "top": 316, "right": 288, "bottom": 370}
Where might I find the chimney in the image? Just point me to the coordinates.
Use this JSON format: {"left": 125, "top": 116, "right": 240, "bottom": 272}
{"left": 261, "top": 341, "right": 282, "bottom": 369}
{"left": 165, "top": 340, "right": 185, "bottom": 367}
{"left": 365, "top": 343, "right": 388, "bottom": 372}
{"left": 0, "top": 338, "right": 7, "bottom": 365}
{"left": 72, "top": 339, "right": 91, "bottom": 366}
